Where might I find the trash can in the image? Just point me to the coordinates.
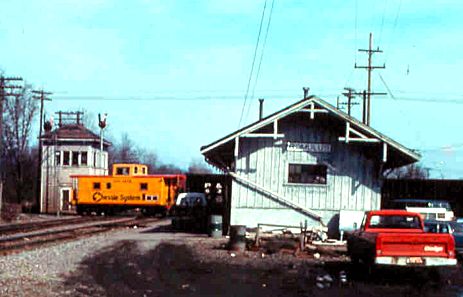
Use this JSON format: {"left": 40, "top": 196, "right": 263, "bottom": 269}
{"left": 229, "top": 225, "right": 246, "bottom": 252}
{"left": 209, "top": 215, "right": 222, "bottom": 238}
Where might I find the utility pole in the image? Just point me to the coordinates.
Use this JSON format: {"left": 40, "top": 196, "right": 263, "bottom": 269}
{"left": 355, "top": 33, "right": 387, "bottom": 125}
{"left": 362, "top": 90, "right": 367, "bottom": 124}
{"left": 0, "top": 76, "right": 23, "bottom": 214}
{"left": 340, "top": 87, "right": 359, "bottom": 116}
{"left": 33, "top": 89, "right": 52, "bottom": 213}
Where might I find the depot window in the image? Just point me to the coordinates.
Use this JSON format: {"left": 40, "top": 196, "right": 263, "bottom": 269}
{"left": 140, "top": 183, "right": 148, "bottom": 190}
{"left": 93, "top": 182, "right": 101, "bottom": 190}
{"left": 288, "top": 164, "right": 327, "bottom": 185}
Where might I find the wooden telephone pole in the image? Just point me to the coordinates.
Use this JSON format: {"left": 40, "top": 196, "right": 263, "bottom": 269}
{"left": 0, "top": 76, "right": 23, "bottom": 213}
{"left": 340, "top": 87, "right": 359, "bottom": 116}
{"left": 355, "top": 33, "right": 387, "bottom": 125}
{"left": 33, "top": 89, "right": 52, "bottom": 213}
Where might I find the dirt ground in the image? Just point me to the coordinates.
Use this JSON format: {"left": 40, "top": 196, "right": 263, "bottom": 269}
{"left": 58, "top": 225, "right": 463, "bottom": 297}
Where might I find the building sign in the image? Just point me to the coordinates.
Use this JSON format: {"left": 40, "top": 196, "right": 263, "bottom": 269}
{"left": 286, "top": 142, "right": 331, "bottom": 153}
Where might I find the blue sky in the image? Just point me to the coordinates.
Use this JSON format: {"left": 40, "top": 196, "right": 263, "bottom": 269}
{"left": 1, "top": 0, "right": 463, "bottom": 177}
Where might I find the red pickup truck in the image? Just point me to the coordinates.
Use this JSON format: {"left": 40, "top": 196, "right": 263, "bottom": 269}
{"left": 347, "top": 210, "right": 457, "bottom": 267}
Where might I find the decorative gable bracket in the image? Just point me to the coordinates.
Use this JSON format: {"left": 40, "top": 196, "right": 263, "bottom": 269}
{"left": 338, "top": 122, "right": 380, "bottom": 143}
{"left": 299, "top": 102, "right": 329, "bottom": 119}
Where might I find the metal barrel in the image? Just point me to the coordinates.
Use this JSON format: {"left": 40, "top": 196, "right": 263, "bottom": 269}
{"left": 208, "top": 215, "right": 223, "bottom": 238}
{"left": 229, "top": 225, "right": 246, "bottom": 252}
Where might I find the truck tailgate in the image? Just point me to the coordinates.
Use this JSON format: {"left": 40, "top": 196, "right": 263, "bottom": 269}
{"left": 377, "top": 233, "right": 454, "bottom": 258}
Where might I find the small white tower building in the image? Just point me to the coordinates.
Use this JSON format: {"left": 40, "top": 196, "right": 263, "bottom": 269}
{"left": 39, "top": 112, "right": 110, "bottom": 213}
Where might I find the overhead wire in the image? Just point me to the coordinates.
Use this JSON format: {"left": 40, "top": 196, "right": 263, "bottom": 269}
{"left": 49, "top": 93, "right": 463, "bottom": 105}
{"left": 238, "top": 0, "right": 268, "bottom": 128}
{"left": 245, "top": 0, "right": 275, "bottom": 123}
{"left": 377, "top": 0, "right": 389, "bottom": 45}
{"left": 384, "top": 0, "right": 403, "bottom": 64}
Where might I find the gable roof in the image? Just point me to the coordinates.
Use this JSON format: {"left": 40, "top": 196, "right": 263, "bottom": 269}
{"left": 201, "top": 96, "right": 420, "bottom": 168}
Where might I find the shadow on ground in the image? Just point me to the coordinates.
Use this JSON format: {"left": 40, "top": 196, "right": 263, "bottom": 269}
{"left": 61, "top": 241, "right": 463, "bottom": 297}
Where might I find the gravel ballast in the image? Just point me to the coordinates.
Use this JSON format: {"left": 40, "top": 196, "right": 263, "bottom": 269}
{"left": 2, "top": 221, "right": 463, "bottom": 297}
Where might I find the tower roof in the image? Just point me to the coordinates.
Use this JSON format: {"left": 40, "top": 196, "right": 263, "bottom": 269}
{"left": 41, "top": 124, "right": 111, "bottom": 146}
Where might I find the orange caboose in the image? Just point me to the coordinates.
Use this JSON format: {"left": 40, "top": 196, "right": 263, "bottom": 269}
{"left": 71, "top": 163, "right": 186, "bottom": 215}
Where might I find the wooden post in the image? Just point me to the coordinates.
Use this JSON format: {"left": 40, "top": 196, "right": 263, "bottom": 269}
{"left": 255, "top": 224, "right": 261, "bottom": 247}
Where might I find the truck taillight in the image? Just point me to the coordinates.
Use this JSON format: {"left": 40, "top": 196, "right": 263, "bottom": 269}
{"left": 377, "top": 249, "right": 382, "bottom": 256}
{"left": 449, "top": 250, "right": 455, "bottom": 258}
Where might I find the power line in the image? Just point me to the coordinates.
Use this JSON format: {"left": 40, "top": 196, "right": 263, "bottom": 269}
{"left": 48, "top": 93, "right": 463, "bottom": 105}
{"left": 377, "top": 0, "right": 389, "bottom": 45}
{"left": 245, "top": 0, "right": 276, "bottom": 123}
{"left": 384, "top": 0, "right": 403, "bottom": 64}
{"left": 238, "top": 0, "right": 268, "bottom": 128}
{"left": 354, "top": 0, "right": 358, "bottom": 64}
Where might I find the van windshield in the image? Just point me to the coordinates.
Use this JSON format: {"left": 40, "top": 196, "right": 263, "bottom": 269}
{"left": 369, "top": 215, "right": 421, "bottom": 229}
{"left": 391, "top": 200, "right": 452, "bottom": 211}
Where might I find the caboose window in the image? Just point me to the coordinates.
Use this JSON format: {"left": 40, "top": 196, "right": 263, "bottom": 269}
{"left": 142, "top": 167, "right": 146, "bottom": 174}
{"left": 93, "top": 182, "right": 101, "bottom": 190}
{"left": 140, "top": 183, "right": 148, "bottom": 190}
{"left": 63, "top": 151, "right": 70, "bottom": 166}
{"left": 116, "top": 167, "right": 130, "bottom": 175}
{"left": 288, "top": 164, "right": 327, "bottom": 185}
{"left": 134, "top": 167, "right": 138, "bottom": 174}
{"left": 106, "top": 183, "right": 111, "bottom": 189}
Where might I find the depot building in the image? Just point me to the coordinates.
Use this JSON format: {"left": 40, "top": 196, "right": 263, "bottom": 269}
{"left": 200, "top": 96, "right": 419, "bottom": 234}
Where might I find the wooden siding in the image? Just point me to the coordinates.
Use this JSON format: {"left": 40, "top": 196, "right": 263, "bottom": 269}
{"left": 231, "top": 117, "right": 381, "bottom": 226}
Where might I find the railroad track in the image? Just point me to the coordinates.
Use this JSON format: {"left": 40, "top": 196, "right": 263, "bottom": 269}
{"left": 0, "top": 216, "right": 111, "bottom": 236}
{"left": 0, "top": 216, "right": 161, "bottom": 255}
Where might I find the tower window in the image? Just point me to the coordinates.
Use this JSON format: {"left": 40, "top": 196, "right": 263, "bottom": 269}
{"left": 55, "top": 151, "right": 61, "bottom": 166}
{"left": 81, "top": 152, "right": 88, "bottom": 166}
{"left": 72, "top": 151, "right": 79, "bottom": 166}
{"left": 63, "top": 151, "right": 70, "bottom": 166}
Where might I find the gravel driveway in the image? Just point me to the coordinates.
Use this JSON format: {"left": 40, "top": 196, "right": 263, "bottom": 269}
{"left": 2, "top": 220, "right": 463, "bottom": 297}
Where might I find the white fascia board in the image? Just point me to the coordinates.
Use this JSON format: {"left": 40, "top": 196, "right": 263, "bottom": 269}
{"left": 201, "top": 98, "right": 316, "bottom": 154}
{"left": 314, "top": 98, "right": 420, "bottom": 162}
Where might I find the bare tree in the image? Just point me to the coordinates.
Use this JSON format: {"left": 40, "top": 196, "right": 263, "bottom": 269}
{"left": 108, "top": 133, "right": 140, "bottom": 164}
{"left": 385, "top": 163, "right": 429, "bottom": 179}
{"left": 2, "top": 85, "right": 38, "bottom": 204}
{"left": 152, "top": 164, "right": 183, "bottom": 174}
{"left": 188, "top": 158, "right": 213, "bottom": 174}
{"left": 138, "top": 148, "right": 158, "bottom": 174}
{"left": 108, "top": 133, "right": 185, "bottom": 174}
